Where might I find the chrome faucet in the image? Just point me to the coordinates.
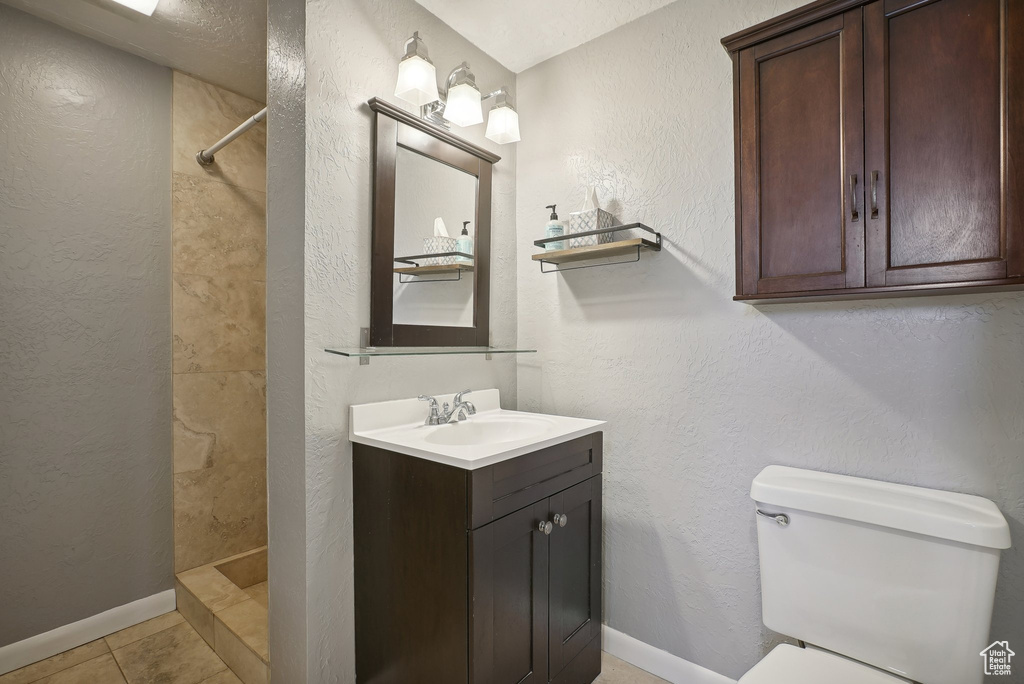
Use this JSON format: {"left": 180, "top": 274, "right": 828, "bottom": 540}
{"left": 418, "top": 389, "right": 476, "bottom": 425}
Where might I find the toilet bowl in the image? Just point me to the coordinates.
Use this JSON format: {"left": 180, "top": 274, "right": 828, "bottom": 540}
{"left": 740, "top": 466, "right": 1011, "bottom": 684}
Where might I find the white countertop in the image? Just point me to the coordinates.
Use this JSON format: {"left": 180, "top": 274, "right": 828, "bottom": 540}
{"left": 349, "top": 389, "right": 605, "bottom": 470}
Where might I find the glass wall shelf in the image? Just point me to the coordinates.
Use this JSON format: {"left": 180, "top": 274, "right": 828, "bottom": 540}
{"left": 325, "top": 345, "right": 536, "bottom": 358}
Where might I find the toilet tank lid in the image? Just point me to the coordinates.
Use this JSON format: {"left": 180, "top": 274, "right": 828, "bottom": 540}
{"left": 750, "top": 466, "right": 1011, "bottom": 549}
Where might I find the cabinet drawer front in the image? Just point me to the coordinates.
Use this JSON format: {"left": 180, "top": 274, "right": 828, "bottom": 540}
{"left": 738, "top": 10, "right": 866, "bottom": 296}
{"left": 469, "top": 433, "right": 602, "bottom": 529}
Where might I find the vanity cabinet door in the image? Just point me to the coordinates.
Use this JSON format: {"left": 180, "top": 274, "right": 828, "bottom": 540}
{"left": 737, "top": 9, "right": 866, "bottom": 296}
{"left": 470, "top": 500, "right": 549, "bottom": 684}
{"left": 548, "top": 476, "right": 602, "bottom": 683}
{"left": 864, "top": 0, "right": 1024, "bottom": 286}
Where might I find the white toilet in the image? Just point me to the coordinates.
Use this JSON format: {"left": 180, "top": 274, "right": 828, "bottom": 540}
{"left": 740, "top": 466, "right": 1011, "bottom": 684}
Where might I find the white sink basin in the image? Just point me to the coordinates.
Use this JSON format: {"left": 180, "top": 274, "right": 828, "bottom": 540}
{"left": 423, "top": 414, "right": 557, "bottom": 446}
{"left": 350, "top": 389, "right": 604, "bottom": 469}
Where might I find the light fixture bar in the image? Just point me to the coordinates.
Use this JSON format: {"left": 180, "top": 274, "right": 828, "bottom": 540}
{"left": 394, "top": 32, "right": 520, "bottom": 144}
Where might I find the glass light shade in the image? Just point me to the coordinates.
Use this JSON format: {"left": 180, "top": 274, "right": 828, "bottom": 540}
{"left": 111, "top": 0, "right": 160, "bottom": 14}
{"left": 485, "top": 105, "right": 521, "bottom": 144}
{"left": 395, "top": 56, "right": 440, "bottom": 107}
{"left": 443, "top": 83, "right": 483, "bottom": 127}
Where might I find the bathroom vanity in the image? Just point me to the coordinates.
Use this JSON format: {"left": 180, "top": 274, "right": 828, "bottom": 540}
{"left": 351, "top": 390, "right": 604, "bottom": 684}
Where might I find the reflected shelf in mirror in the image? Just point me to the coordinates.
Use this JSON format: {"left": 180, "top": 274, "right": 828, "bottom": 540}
{"left": 394, "top": 251, "right": 474, "bottom": 283}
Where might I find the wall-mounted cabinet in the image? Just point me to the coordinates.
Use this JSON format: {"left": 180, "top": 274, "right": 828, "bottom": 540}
{"left": 723, "top": 0, "right": 1024, "bottom": 303}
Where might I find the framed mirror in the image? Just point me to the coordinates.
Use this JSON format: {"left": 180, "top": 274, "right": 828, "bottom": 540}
{"left": 369, "top": 97, "right": 499, "bottom": 347}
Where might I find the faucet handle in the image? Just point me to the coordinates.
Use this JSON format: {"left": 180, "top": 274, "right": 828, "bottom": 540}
{"left": 418, "top": 395, "right": 441, "bottom": 425}
{"left": 453, "top": 389, "right": 473, "bottom": 404}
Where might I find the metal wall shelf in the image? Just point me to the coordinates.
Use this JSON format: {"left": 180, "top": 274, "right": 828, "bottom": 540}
{"left": 532, "top": 223, "right": 661, "bottom": 273}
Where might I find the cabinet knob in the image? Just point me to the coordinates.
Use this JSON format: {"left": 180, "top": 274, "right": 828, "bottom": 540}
{"left": 553, "top": 513, "right": 568, "bottom": 528}
{"left": 538, "top": 521, "right": 553, "bottom": 535}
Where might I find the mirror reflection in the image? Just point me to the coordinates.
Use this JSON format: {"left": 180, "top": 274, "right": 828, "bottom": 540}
{"left": 392, "top": 146, "right": 478, "bottom": 327}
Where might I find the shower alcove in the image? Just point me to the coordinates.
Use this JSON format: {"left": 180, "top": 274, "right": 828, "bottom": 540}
{"left": 169, "top": 71, "right": 269, "bottom": 684}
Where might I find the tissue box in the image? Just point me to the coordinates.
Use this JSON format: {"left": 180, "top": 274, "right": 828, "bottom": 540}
{"left": 422, "top": 236, "right": 457, "bottom": 265}
{"left": 567, "top": 208, "right": 617, "bottom": 248}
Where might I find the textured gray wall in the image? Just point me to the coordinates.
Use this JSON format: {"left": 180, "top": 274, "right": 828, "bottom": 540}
{"left": 0, "top": 5, "right": 173, "bottom": 647}
{"left": 266, "top": 0, "right": 307, "bottom": 679}
{"left": 515, "top": 0, "right": 1024, "bottom": 680}
{"left": 301, "top": 0, "right": 518, "bottom": 678}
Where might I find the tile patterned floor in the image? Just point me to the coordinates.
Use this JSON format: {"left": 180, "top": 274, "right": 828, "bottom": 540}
{"left": 0, "top": 613, "right": 239, "bottom": 684}
{"left": 595, "top": 652, "right": 671, "bottom": 683}
{"left": 2, "top": 615, "right": 665, "bottom": 684}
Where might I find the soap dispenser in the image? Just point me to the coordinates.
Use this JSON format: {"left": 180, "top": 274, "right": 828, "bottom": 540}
{"left": 456, "top": 221, "right": 473, "bottom": 264}
{"left": 545, "top": 204, "right": 566, "bottom": 251}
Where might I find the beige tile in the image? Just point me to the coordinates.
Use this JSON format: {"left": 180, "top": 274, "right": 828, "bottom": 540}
{"left": 176, "top": 580, "right": 216, "bottom": 647}
{"left": 172, "top": 72, "right": 266, "bottom": 192}
{"left": 243, "top": 582, "right": 268, "bottom": 609}
{"left": 172, "top": 172, "right": 266, "bottom": 281}
{"left": 34, "top": 654, "right": 125, "bottom": 684}
{"left": 0, "top": 640, "right": 109, "bottom": 684}
{"left": 214, "top": 548, "right": 267, "bottom": 588}
{"left": 215, "top": 599, "right": 268, "bottom": 663}
{"left": 177, "top": 566, "right": 251, "bottom": 613}
{"left": 200, "top": 672, "right": 243, "bottom": 684}
{"left": 104, "top": 611, "right": 184, "bottom": 651}
{"left": 172, "top": 274, "right": 265, "bottom": 374}
{"left": 173, "top": 461, "right": 267, "bottom": 571}
{"left": 595, "top": 652, "right": 670, "bottom": 684}
{"left": 173, "top": 371, "right": 266, "bottom": 473}
{"left": 112, "top": 622, "right": 226, "bottom": 684}
{"left": 213, "top": 620, "right": 268, "bottom": 684}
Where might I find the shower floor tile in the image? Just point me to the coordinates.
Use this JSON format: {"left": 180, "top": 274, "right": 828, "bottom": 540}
{"left": 242, "top": 581, "right": 267, "bottom": 609}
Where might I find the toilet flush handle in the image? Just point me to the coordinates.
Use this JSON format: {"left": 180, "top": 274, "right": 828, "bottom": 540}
{"left": 755, "top": 509, "right": 790, "bottom": 526}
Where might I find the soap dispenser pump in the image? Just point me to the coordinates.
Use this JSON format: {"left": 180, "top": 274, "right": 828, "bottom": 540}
{"left": 456, "top": 221, "right": 473, "bottom": 264}
{"left": 545, "top": 204, "right": 566, "bottom": 251}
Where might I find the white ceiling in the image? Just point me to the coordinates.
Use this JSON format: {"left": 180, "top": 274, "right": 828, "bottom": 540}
{"left": 412, "top": 0, "right": 678, "bottom": 73}
{"left": 1, "top": 0, "right": 266, "bottom": 102}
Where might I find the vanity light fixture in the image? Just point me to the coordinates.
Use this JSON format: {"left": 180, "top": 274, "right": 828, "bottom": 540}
{"left": 393, "top": 32, "right": 521, "bottom": 144}
{"left": 484, "top": 89, "right": 521, "bottom": 144}
{"left": 394, "top": 32, "right": 440, "bottom": 107}
{"left": 110, "top": 0, "right": 160, "bottom": 15}
{"left": 442, "top": 63, "right": 484, "bottom": 127}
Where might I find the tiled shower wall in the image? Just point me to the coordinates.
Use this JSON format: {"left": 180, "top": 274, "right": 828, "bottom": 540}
{"left": 170, "top": 71, "right": 267, "bottom": 572}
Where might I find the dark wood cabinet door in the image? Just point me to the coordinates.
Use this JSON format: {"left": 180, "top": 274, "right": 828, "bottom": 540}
{"left": 548, "top": 477, "right": 602, "bottom": 682}
{"left": 738, "top": 9, "right": 866, "bottom": 295}
{"left": 864, "top": 0, "right": 1024, "bottom": 286}
{"left": 470, "top": 500, "right": 549, "bottom": 684}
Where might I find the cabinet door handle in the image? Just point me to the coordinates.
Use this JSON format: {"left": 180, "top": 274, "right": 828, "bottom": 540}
{"left": 538, "top": 521, "right": 553, "bottom": 535}
{"left": 870, "top": 170, "right": 879, "bottom": 219}
{"left": 553, "top": 513, "right": 568, "bottom": 528}
{"left": 849, "top": 174, "right": 860, "bottom": 222}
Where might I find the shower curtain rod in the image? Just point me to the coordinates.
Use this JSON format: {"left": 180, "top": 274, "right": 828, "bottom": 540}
{"left": 196, "top": 107, "right": 267, "bottom": 166}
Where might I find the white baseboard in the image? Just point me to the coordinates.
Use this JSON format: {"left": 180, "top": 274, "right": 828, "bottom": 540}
{"left": 0, "top": 589, "right": 176, "bottom": 676}
{"left": 602, "top": 625, "right": 738, "bottom": 684}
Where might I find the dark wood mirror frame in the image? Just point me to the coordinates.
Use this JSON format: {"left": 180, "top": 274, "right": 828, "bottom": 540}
{"left": 369, "top": 97, "right": 500, "bottom": 347}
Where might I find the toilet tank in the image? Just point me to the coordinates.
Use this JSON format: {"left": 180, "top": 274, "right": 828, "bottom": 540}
{"left": 751, "top": 466, "right": 1010, "bottom": 684}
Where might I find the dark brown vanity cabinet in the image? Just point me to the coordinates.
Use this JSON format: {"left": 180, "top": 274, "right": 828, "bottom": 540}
{"left": 353, "top": 433, "right": 603, "bottom": 684}
{"left": 725, "top": 0, "right": 1024, "bottom": 302}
